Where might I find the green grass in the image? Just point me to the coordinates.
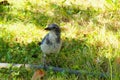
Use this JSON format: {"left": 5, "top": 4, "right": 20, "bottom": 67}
{"left": 0, "top": 0, "right": 120, "bottom": 80}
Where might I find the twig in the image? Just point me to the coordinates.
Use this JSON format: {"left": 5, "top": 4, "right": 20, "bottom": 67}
{"left": 0, "top": 63, "right": 108, "bottom": 78}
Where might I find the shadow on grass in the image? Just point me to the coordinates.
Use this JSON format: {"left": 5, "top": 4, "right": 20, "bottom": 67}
{"left": 0, "top": 35, "right": 108, "bottom": 68}
{"left": 0, "top": 37, "right": 41, "bottom": 64}
{"left": 0, "top": 36, "right": 110, "bottom": 79}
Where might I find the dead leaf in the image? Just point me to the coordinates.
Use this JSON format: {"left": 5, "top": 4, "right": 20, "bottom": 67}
{"left": 31, "top": 69, "right": 45, "bottom": 80}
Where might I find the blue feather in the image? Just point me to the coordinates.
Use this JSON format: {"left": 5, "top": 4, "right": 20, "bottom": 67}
{"left": 41, "top": 34, "right": 49, "bottom": 45}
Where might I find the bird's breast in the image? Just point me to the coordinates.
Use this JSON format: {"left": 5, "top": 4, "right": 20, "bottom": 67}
{"left": 49, "top": 32, "right": 57, "bottom": 42}
{"left": 40, "top": 32, "right": 61, "bottom": 54}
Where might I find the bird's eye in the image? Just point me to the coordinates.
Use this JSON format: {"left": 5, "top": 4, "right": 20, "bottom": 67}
{"left": 52, "top": 26, "right": 56, "bottom": 29}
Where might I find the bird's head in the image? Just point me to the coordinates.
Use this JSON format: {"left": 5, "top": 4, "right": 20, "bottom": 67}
{"left": 45, "top": 24, "right": 61, "bottom": 33}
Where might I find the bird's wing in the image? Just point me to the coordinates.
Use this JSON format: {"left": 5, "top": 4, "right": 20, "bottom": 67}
{"left": 39, "top": 34, "right": 49, "bottom": 45}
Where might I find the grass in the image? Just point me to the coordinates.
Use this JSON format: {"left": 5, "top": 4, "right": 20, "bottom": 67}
{"left": 0, "top": 0, "right": 120, "bottom": 80}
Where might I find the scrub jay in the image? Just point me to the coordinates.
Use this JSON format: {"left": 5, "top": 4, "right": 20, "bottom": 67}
{"left": 39, "top": 24, "right": 62, "bottom": 66}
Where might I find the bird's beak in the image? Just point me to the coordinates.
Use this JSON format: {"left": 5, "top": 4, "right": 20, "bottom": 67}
{"left": 44, "top": 27, "right": 51, "bottom": 30}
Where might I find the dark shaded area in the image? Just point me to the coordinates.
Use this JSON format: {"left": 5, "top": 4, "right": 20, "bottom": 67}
{"left": 0, "top": 36, "right": 111, "bottom": 77}
{"left": 0, "top": 37, "right": 41, "bottom": 64}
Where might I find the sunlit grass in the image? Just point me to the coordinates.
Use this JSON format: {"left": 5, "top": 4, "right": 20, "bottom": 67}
{"left": 1, "top": 22, "right": 46, "bottom": 44}
{"left": 0, "top": 0, "right": 120, "bottom": 80}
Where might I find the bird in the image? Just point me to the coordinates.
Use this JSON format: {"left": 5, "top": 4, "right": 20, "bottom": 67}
{"left": 39, "top": 23, "right": 62, "bottom": 66}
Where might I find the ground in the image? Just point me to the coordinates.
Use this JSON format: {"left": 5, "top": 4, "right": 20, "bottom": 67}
{"left": 0, "top": 0, "right": 120, "bottom": 80}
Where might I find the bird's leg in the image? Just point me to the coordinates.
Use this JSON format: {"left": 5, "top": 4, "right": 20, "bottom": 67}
{"left": 42, "top": 54, "right": 47, "bottom": 68}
